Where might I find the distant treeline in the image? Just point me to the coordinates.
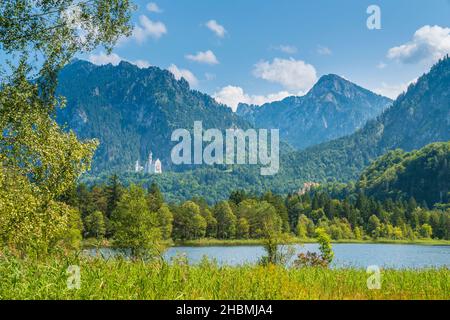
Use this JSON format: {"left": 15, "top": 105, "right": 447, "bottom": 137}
{"left": 61, "top": 175, "right": 450, "bottom": 244}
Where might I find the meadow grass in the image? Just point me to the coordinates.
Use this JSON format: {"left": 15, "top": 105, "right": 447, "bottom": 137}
{"left": 0, "top": 254, "right": 448, "bottom": 300}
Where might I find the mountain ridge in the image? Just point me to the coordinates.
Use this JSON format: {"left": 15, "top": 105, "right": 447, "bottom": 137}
{"left": 286, "top": 55, "right": 450, "bottom": 184}
{"left": 56, "top": 59, "right": 251, "bottom": 173}
{"left": 237, "top": 73, "right": 392, "bottom": 149}
{"left": 112, "top": 56, "right": 450, "bottom": 203}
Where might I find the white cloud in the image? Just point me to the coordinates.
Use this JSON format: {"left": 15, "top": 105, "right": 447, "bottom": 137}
{"left": 133, "top": 15, "right": 167, "bottom": 42}
{"left": 377, "top": 62, "right": 387, "bottom": 69}
{"left": 186, "top": 50, "right": 219, "bottom": 65}
{"left": 213, "top": 85, "right": 291, "bottom": 112}
{"left": 253, "top": 58, "right": 317, "bottom": 92}
{"left": 133, "top": 59, "right": 151, "bottom": 68}
{"left": 387, "top": 25, "right": 450, "bottom": 65}
{"left": 131, "top": 15, "right": 167, "bottom": 43}
{"left": 275, "top": 45, "right": 298, "bottom": 54}
{"left": 88, "top": 52, "right": 122, "bottom": 66}
{"left": 317, "top": 45, "right": 332, "bottom": 55}
{"left": 146, "top": 2, "right": 162, "bottom": 13}
{"left": 88, "top": 52, "right": 150, "bottom": 69}
{"left": 373, "top": 78, "right": 417, "bottom": 99}
{"left": 205, "top": 20, "right": 227, "bottom": 38}
{"left": 168, "top": 64, "right": 198, "bottom": 87}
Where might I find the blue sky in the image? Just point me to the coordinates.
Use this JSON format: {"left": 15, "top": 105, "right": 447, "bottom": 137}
{"left": 81, "top": 0, "right": 449, "bottom": 109}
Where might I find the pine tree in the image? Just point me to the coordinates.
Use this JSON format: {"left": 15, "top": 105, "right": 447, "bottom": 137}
{"left": 105, "top": 174, "right": 123, "bottom": 219}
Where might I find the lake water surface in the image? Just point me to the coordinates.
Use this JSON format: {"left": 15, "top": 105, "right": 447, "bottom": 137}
{"left": 87, "top": 243, "right": 450, "bottom": 269}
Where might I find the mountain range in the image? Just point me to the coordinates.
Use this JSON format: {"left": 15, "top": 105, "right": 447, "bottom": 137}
{"left": 57, "top": 56, "right": 450, "bottom": 202}
{"left": 57, "top": 60, "right": 392, "bottom": 174}
{"left": 286, "top": 55, "right": 450, "bottom": 185}
{"left": 56, "top": 59, "right": 249, "bottom": 173}
{"left": 237, "top": 74, "right": 392, "bottom": 149}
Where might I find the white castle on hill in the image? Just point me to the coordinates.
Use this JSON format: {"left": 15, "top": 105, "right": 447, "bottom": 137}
{"left": 134, "top": 151, "right": 162, "bottom": 174}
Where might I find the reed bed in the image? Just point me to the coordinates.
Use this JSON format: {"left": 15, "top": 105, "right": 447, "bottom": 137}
{"left": 0, "top": 254, "right": 448, "bottom": 300}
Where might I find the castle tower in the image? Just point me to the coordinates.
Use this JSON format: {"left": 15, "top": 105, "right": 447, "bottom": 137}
{"left": 145, "top": 151, "right": 153, "bottom": 174}
{"left": 148, "top": 152, "right": 153, "bottom": 166}
{"left": 135, "top": 160, "right": 142, "bottom": 173}
{"left": 154, "top": 159, "right": 162, "bottom": 174}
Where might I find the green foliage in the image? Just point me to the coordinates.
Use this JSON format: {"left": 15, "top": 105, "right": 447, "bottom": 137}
{"left": 105, "top": 174, "right": 123, "bottom": 219}
{"left": 0, "top": 161, "right": 83, "bottom": 255}
{"left": 65, "top": 172, "right": 450, "bottom": 244}
{"left": 111, "top": 185, "right": 162, "bottom": 259}
{"left": 214, "top": 201, "right": 237, "bottom": 239}
{"left": 84, "top": 211, "right": 106, "bottom": 239}
{"left": 357, "top": 142, "right": 450, "bottom": 207}
{"left": 172, "top": 201, "right": 205, "bottom": 240}
{"left": 0, "top": 0, "right": 133, "bottom": 256}
{"left": 147, "top": 183, "right": 164, "bottom": 212}
{"left": 315, "top": 227, "right": 334, "bottom": 265}
{"left": 419, "top": 224, "right": 433, "bottom": 239}
{"left": 1, "top": 0, "right": 133, "bottom": 88}
{"left": 237, "top": 218, "right": 250, "bottom": 239}
{"left": 157, "top": 205, "right": 173, "bottom": 240}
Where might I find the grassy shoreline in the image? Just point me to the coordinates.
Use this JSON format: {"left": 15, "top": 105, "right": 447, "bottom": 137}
{"left": 1, "top": 255, "right": 448, "bottom": 300}
{"left": 82, "top": 237, "right": 450, "bottom": 248}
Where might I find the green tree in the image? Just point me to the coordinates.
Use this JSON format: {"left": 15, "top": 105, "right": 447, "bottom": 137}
{"left": 193, "top": 214, "right": 207, "bottom": 239}
{"left": 156, "top": 204, "right": 173, "bottom": 240}
{"left": 297, "top": 214, "right": 314, "bottom": 239}
{"left": 0, "top": 1, "right": 133, "bottom": 255}
{"left": 237, "top": 218, "right": 250, "bottom": 239}
{"left": 105, "top": 174, "right": 123, "bottom": 219}
{"left": 173, "top": 201, "right": 204, "bottom": 240}
{"left": 201, "top": 208, "right": 218, "bottom": 238}
{"left": 147, "top": 182, "right": 164, "bottom": 212}
{"left": 419, "top": 224, "right": 433, "bottom": 239}
{"left": 368, "top": 215, "right": 382, "bottom": 239}
{"left": 111, "top": 185, "right": 162, "bottom": 259}
{"left": 316, "top": 227, "right": 334, "bottom": 265}
{"left": 354, "top": 226, "right": 363, "bottom": 240}
{"left": 61, "top": 207, "right": 83, "bottom": 250}
{"left": 214, "top": 201, "right": 237, "bottom": 239}
{"left": 84, "top": 210, "right": 106, "bottom": 239}
{"left": 262, "top": 191, "right": 290, "bottom": 232}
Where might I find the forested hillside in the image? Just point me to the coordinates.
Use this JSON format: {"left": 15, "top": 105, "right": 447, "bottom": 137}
{"left": 357, "top": 142, "right": 449, "bottom": 206}
{"left": 57, "top": 60, "right": 250, "bottom": 173}
{"left": 76, "top": 57, "right": 449, "bottom": 202}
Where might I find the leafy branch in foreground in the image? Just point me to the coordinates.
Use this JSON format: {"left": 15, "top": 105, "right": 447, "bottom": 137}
{"left": 0, "top": 1, "right": 134, "bottom": 256}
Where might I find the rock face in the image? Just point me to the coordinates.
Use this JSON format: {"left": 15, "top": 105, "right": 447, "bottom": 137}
{"left": 56, "top": 59, "right": 250, "bottom": 173}
{"left": 237, "top": 74, "right": 392, "bottom": 150}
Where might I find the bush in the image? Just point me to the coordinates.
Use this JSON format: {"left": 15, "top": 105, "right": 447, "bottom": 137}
{"left": 294, "top": 227, "right": 334, "bottom": 268}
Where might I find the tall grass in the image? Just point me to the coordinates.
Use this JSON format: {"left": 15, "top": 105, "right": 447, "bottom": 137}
{"left": 0, "top": 253, "right": 448, "bottom": 300}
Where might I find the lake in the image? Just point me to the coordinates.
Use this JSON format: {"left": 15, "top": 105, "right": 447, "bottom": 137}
{"left": 86, "top": 243, "right": 450, "bottom": 269}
